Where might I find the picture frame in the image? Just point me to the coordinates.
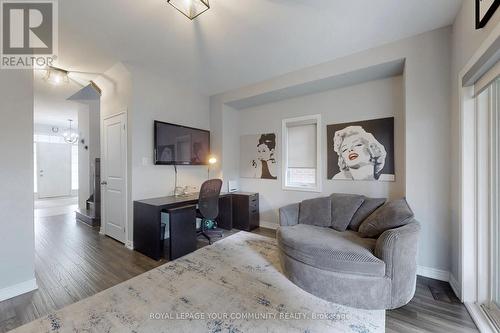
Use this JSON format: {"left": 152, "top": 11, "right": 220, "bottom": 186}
{"left": 476, "top": 0, "right": 500, "bottom": 29}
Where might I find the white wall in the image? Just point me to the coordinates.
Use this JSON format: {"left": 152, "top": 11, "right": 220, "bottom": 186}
{"left": 96, "top": 62, "right": 210, "bottom": 246}
{"left": 129, "top": 64, "right": 210, "bottom": 200}
{"left": 0, "top": 70, "right": 36, "bottom": 300}
{"left": 128, "top": 64, "right": 210, "bottom": 244}
{"left": 78, "top": 104, "right": 91, "bottom": 208}
{"left": 212, "top": 27, "right": 452, "bottom": 273}
{"left": 231, "top": 77, "right": 404, "bottom": 225}
{"left": 76, "top": 99, "right": 100, "bottom": 209}
{"left": 450, "top": 1, "right": 500, "bottom": 293}
{"left": 88, "top": 100, "right": 101, "bottom": 200}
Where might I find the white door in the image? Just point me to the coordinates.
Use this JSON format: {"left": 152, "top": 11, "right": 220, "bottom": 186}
{"left": 37, "top": 142, "right": 72, "bottom": 198}
{"left": 102, "top": 113, "right": 127, "bottom": 243}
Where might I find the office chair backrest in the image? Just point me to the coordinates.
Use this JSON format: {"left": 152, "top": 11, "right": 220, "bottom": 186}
{"left": 198, "top": 179, "right": 223, "bottom": 220}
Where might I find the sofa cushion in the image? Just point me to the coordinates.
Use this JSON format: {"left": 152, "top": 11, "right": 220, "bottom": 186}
{"left": 330, "top": 194, "right": 365, "bottom": 231}
{"left": 358, "top": 198, "right": 414, "bottom": 238}
{"left": 277, "top": 224, "right": 385, "bottom": 277}
{"left": 299, "top": 197, "right": 332, "bottom": 227}
{"left": 349, "top": 197, "right": 387, "bottom": 231}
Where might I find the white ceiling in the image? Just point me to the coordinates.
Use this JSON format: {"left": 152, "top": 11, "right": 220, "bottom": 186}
{"left": 52, "top": 0, "right": 463, "bottom": 97}
{"left": 34, "top": 70, "right": 84, "bottom": 127}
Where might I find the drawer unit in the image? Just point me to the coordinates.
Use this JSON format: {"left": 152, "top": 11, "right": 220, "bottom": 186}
{"left": 232, "top": 192, "right": 260, "bottom": 231}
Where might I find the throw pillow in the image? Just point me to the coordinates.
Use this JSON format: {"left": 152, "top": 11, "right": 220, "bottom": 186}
{"left": 349, "top": 197, "right": 387, "bottom": 231}
{"left": 330, "top": 194, "right": 365, "bottom": 231}
{"left": 299, "top": 197, "right": 332, "bottom": 227}
{"left": 358, "top": 198, "right": 414, "bottom": 238}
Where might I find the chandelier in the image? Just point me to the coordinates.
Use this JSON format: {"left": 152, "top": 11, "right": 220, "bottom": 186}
{"left": 63, "top": 119, "right": 78, "bottom": 144}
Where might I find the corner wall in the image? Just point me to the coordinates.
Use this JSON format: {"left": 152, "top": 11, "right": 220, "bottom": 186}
{"left": 211, "top": 27, "right": 453, "bottom": 274}
{"left": 0, "top": 70, "right": 36, "bottom": 300}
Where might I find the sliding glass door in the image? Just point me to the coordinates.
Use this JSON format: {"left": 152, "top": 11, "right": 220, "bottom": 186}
{"left": 492, "top": 78, "right": 500, "bottom": 309}
{"left": 480, "top": 77, "right": 500, "bottom": 328}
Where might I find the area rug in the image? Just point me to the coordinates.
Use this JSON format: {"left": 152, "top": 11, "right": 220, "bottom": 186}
{"left": 12, "top": 232, "right": 384, "bottom": 333}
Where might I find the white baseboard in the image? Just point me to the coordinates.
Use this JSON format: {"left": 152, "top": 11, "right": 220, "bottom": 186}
{"left": 449, "top": 273, "right": 461, "bottom": 300}
{"left": 466, "top": 302, "right": 495, "bottom": 333}
{"left": 417, "top": 265, "right": 450, "bottom": 282}
{"left": 0, "top": 278, "right": 38, "bottom": 302}
{"left": 126, "top": 240, "right": 134, "bottom": 250}
{"left": 259, "top": 221, "right": 279, "bottom": 230}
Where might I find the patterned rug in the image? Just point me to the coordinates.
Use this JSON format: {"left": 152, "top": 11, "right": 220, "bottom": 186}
{"left": 12, "top": 232, "right": 384, "bottom": 333}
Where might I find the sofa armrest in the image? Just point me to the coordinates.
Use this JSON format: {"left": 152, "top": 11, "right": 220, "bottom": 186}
{"left": 279, "top": 203, "right": 300, "bottom": 226}
{"left": 374, "top": 220, "right": 420, "bottom": 307}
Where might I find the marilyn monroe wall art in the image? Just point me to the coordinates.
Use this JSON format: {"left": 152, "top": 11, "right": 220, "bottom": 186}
{"left": 327, "top": 117, "right": 395, "bottom": 181}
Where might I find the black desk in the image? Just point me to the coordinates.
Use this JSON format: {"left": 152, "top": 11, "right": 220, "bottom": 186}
{"left": 133, "top": 192, "right": 257, "bottom": 261}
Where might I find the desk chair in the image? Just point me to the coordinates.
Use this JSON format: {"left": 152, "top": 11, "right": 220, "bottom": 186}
{"left": 197, "top": 179, "right": 223, "bottom": 244}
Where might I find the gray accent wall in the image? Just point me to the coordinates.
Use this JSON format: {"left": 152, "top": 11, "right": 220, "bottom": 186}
{"left": 233, "top": 76, "right": 404, "bottom": 224}
{"left": 211, "top": 27, "right": 453, "bottom": 273}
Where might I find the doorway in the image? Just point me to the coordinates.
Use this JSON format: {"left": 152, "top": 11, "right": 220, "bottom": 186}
{"left": 102, "top": 112, "right": 127, "bottom": 244}
{"left": 33, "top": 69, "right": 102, "bottom": 224}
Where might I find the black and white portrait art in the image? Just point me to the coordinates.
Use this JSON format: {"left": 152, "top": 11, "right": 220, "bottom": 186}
{"left": 327, "top": 117, "right": 395, "bottom": 181}
{"left": 476, "top": 0, "right": 500, "bottom": 29}
{"left": 240, "top": 133, "right": 278, "bottom": 180}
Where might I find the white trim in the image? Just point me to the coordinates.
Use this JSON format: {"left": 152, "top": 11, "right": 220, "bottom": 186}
{"left": 0, "top": 279, "right": 38, "bottom": 302}
{"left": 103, "top": 110, "right": 127, "bottom": 120}
{"left": 465, "top": 302, "right": 495, "bottom": 333}
{"left": 450, "top": 273, "right": 462, "bottom": 300}
{"left": 259, "top": 220, "right": 279, "bottom": 230}
{"left": 417, "top": 265, "right": 450, "bottom": 282}
{"left": 126, "top": 240, "right": 134, "bottom": 250}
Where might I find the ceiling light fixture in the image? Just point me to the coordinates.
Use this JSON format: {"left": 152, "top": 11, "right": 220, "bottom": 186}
{"left": 44, "top": 66, "right": 70, "bottom": 86}
{"left": 167, "top": 0, "right": 209, "bottom": 20}
{"left": 63, "top": 119, "right": 78, "bottom": 144}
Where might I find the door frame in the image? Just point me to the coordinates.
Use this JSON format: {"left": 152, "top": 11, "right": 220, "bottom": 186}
{"left": 100, "top": 111, "right": 130, "bottom": 249}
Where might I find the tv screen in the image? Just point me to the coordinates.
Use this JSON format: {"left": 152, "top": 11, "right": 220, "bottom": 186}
{"left": 154, "top": 121, "right": 210, "bottom": 165}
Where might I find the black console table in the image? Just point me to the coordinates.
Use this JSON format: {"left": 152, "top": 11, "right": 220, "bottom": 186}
{"left": 133, "top": 192, "right": 258, "bottom": 261}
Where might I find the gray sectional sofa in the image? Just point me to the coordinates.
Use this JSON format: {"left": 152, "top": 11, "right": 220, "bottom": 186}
{"left": 277, "top": 193, "right": 420, "bottom": 310}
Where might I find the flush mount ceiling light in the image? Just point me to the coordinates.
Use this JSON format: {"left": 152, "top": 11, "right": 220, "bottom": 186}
{"left": 44, "top": 66, "right": 70, "bottom": 86}
{"left": 167, "top": 0, "right": 209, "bottom": 20}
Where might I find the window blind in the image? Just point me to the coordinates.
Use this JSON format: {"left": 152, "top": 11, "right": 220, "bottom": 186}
{"left": 287, "top": 124, "right": 316, "bottom": 168}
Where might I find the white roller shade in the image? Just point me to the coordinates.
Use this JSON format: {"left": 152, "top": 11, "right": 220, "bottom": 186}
{"left": 287, "top": 124, "right": 316, "bottom": 168}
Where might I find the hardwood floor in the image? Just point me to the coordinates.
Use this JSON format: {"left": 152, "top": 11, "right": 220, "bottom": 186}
{"left": 0, "top": 214, "right": 478, "bottom": 332}
{"left": 0, "top": 213, "right": 165, "bottom": 333}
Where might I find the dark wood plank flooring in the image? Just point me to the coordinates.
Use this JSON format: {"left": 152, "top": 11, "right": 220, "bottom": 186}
{"left": 0, "top": 213, "right": 478, "bottom": 332}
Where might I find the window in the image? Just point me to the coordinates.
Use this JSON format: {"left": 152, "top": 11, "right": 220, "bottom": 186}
{"left": 282, "top": 115, "right": 321, "bottom": 192}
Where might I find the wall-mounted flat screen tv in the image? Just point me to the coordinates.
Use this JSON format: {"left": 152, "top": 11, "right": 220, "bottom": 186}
{"left": 154, "top": 121, "right": 210, "bottom": 165}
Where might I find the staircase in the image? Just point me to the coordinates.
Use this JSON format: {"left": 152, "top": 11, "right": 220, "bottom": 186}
{"left": 76, "top": 196, "right": 100, "bottom": 227}
{"left": 76, "top": 158, "right": 101, "bottom": 227}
